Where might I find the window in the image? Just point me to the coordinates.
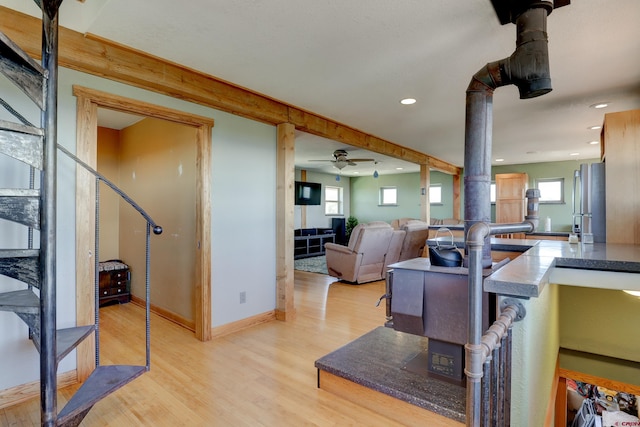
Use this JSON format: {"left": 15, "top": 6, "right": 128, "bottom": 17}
{"left": 324, "top": 186, "right": 343, "bottom": 215}
{"left": 536, "top": 178, "right": 564, "bottom": 203}
{"left": 379, "top": 187, "right": 397, "bottom": 206}
{"left": 490, "top": 182, "right": 496, "bottom": 203}
{"left": 429, "top": 184, "right": 442, "bottom": 204}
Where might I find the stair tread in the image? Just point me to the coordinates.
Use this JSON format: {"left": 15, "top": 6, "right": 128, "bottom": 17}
{"left": 0, "top": 189, "right": 40, "bottom": 197}
{"left": 56, "top": 326, "right": 95, "bottom": 362}
{"left": 0, "top": 190, "right": 40, "bottom": 229}
{"left": 0, "top": 119, "right": 43, "bottom": 136}
{"left": 31, "top": 325, "right": 95, "bottom": 363}
{"left": 57, "top": 365, "right": 146, "bottom": 425}
{"left": 0, "top": 250, "right": 40, "bottom": 289}
{"left": 0, "top": 249, "right": 39, "bottom": 258}
{"left": 0, "top": 289, "right": 39, "bottom": 313}
{"left": 0, "top": 32, "right": 47, "bottom": 110}
{"left": 0, "top": 32, "right": 46, "bottom": 77}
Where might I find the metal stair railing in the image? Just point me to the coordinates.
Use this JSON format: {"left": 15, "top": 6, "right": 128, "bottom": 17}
{"left": 1, "top": 1, "right": 163, "bottom": 422}
{"left": 0, "top": 0, "right": 162, "bottom": 427}
{"left": 57, "top": 143, "right": 163, "bottom": 370}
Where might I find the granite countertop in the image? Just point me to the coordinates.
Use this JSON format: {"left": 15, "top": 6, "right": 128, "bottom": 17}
{"left": 485, "top": 240, "right": 640, "bottom": 297}
{"left": 527, "top": 231, "right": 571, "bottom": 237}
{"left": 399, "top": 238, "right": 640, "bottom": 298}
{"left": 428, "top": 224, "right": 464, "bottom": 230}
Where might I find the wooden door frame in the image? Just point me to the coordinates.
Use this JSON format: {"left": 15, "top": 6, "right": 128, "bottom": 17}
{"left": 73, "top": 86, "right": 213, "bottom": 380}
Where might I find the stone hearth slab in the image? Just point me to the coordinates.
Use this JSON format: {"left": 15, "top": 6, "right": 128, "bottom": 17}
{"left": 315, "top": 326, "right": 465, "bottom": 423}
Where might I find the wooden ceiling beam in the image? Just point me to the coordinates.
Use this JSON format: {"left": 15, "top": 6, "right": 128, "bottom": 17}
{"left": 0, "top": 6, "right": 461, "bottom": 175}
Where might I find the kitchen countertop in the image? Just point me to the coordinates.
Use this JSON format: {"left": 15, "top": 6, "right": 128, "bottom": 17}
{"left": 487, "top": 240, "right": 640, "bottom": 297}
{"left": 414, "top": 237, "right": 640, "bottom": 298}
{"left": 527, "top": 231, "right": 571, "bottom": 237}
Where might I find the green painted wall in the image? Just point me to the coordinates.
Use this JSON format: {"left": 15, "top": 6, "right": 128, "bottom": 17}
{"left": 347, "top": 159, "right": 598, "bottom": 229}
{"left": 491, "top": 159, "right": 599, "bottom": 232}
{"left": 348, "top": 171, "right": 460, "bottom": 224}
{"left": 429, "top": 171, "right": 460, "bottom": 220}
{"left": 350, "top": 173, "right": 422, "bottom": 223}
{"left": 559, "top": 286, "right": 640, "bottom": 363}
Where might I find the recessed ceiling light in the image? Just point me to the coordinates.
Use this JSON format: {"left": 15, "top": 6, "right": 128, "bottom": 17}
{"left": 396, "top": 167, "right": 403, "bottom": 170}
{"left": 495, "top": 158, "right": 504, "bottom": 162}
{"left": 588, "top": 140, "right": 599, "bottom": 145}
{"left": 353, "top": 171, "right": 359, "bottom": 174}
{"left": 588, "top": 125, "right": 602, "bottom": 130}
{"left": 400, "top": 98, "right": 417, "bottom": 105}
{"left": 589, "top": 102, "right": 610, "bottom": 109}
{"left": 570, "top": 152, "right": 580, "bottom": 156}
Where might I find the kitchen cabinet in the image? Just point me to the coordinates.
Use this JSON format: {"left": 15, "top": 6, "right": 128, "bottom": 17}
{"left": 495, "top": 172, "right": 528, "bottom": 238}
{"left": 602, "top": 109, "right": 640, "bottom": 244}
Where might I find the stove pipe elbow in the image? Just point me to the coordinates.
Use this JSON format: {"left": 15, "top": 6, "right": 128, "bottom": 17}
{"left": 505, "top": 6, "right": 552, "bottom": 98}
{"left": 467, "top": 6, "right": 552, "bottom": 98}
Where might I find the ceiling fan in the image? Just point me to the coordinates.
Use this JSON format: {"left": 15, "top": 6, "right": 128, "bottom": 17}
{"left": 309, "top": 149, "right": 375, "bottom": 170}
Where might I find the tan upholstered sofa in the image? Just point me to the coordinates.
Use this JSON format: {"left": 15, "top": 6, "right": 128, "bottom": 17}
{"left": 325, "top": 221, "right": 404, "bottom": 284}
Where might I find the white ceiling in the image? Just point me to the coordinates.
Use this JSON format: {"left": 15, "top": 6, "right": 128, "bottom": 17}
{"left": 2, "top": 0, "right": 639, "bottom": 177}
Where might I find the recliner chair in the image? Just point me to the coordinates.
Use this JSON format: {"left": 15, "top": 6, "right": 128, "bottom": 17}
{"left": 397, "top": 220, "right": 430, "bottom": 261}
{"left": 324, "top": 222, "right": 403, "bottom": 284}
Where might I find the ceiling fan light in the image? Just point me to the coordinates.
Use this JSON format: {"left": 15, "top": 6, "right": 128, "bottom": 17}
{"left": 335, "top": 160, "right": 348, "bottom": 170}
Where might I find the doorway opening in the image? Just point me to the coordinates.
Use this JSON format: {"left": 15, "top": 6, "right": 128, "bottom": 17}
{"left": 96, "top": 114, "right": 197, "bottom": 330}
{"left": 73, "top": 85, "right": 213, "bottom": 380}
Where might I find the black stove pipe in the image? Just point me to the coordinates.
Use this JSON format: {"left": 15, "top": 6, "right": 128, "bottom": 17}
{"left": 464, "top": 3, "right": 552, "bottom": 268}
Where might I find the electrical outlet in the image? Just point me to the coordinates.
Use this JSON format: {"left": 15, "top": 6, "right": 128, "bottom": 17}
{"left": 239, "top": 291, "right": 246, "bottom": 304}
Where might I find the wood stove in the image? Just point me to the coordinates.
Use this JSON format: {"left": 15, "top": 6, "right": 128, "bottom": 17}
{"left": 387, "top": 257, "right": 499, "bottom": 385}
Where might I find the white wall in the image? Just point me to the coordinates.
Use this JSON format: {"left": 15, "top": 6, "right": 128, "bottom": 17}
{"left": 294, "top": 170, "right": 350, "bottom": 229}
{"left": 211, "top": 113, "right": 276, "bottom": 326}
{"left": 0, "top": 70, "right": 78, "bottom": 388}
{"left": 0, "top": 67, "right": 278, "bottom": 390}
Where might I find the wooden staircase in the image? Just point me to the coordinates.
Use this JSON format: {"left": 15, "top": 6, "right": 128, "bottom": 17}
{"left": 0, "top": 2, "right": 159, "bottom": 426}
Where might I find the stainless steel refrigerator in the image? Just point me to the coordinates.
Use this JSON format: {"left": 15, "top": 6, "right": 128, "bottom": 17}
{"left": 572, "top": 162, "right": 606, "bottom": 243}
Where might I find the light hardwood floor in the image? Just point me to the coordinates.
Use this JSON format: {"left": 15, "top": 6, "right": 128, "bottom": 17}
{"left": 1, "top": 272, "right": 455, "bottom": 426}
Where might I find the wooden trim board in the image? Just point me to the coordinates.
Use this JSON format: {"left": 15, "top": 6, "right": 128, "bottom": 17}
{"left": 130, "top": 295, "right": 195, "bottom": 332}
{"left": 318, "top": 370, "right": 464, "bottom": 426}
{"left": 0, "top": 371, "right": 77, "bottom": 410}
{"left": 74, "top": 86, "right": 213, "bottom": 382}
{"left": 0, "top": 6, "right": 460, "bottom": 176}
{"left": 211, "top": 311, "right": 277, "bottom": 340}
{"left": 558, "top": 368, "right": 640, "bottom": 396}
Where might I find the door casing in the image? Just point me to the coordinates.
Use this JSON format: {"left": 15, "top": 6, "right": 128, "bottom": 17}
{"left": 73, "top": 85, "right": 213, "bottom": 381}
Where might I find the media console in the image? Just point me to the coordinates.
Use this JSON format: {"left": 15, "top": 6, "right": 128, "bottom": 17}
{"left": 294, "top": 228, "right": 335, "bottom": 259}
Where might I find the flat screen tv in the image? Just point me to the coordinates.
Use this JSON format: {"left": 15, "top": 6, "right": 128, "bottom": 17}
{"left": 295, "top": 181, "right": 321, "bottom": 205}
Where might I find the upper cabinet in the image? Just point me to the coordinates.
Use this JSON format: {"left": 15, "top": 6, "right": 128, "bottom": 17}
{"left": 495, "top": 172, "right": 528, "bottom": 238}
{"left": 602, "top": 109, "right": 640, "bottom": 244}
